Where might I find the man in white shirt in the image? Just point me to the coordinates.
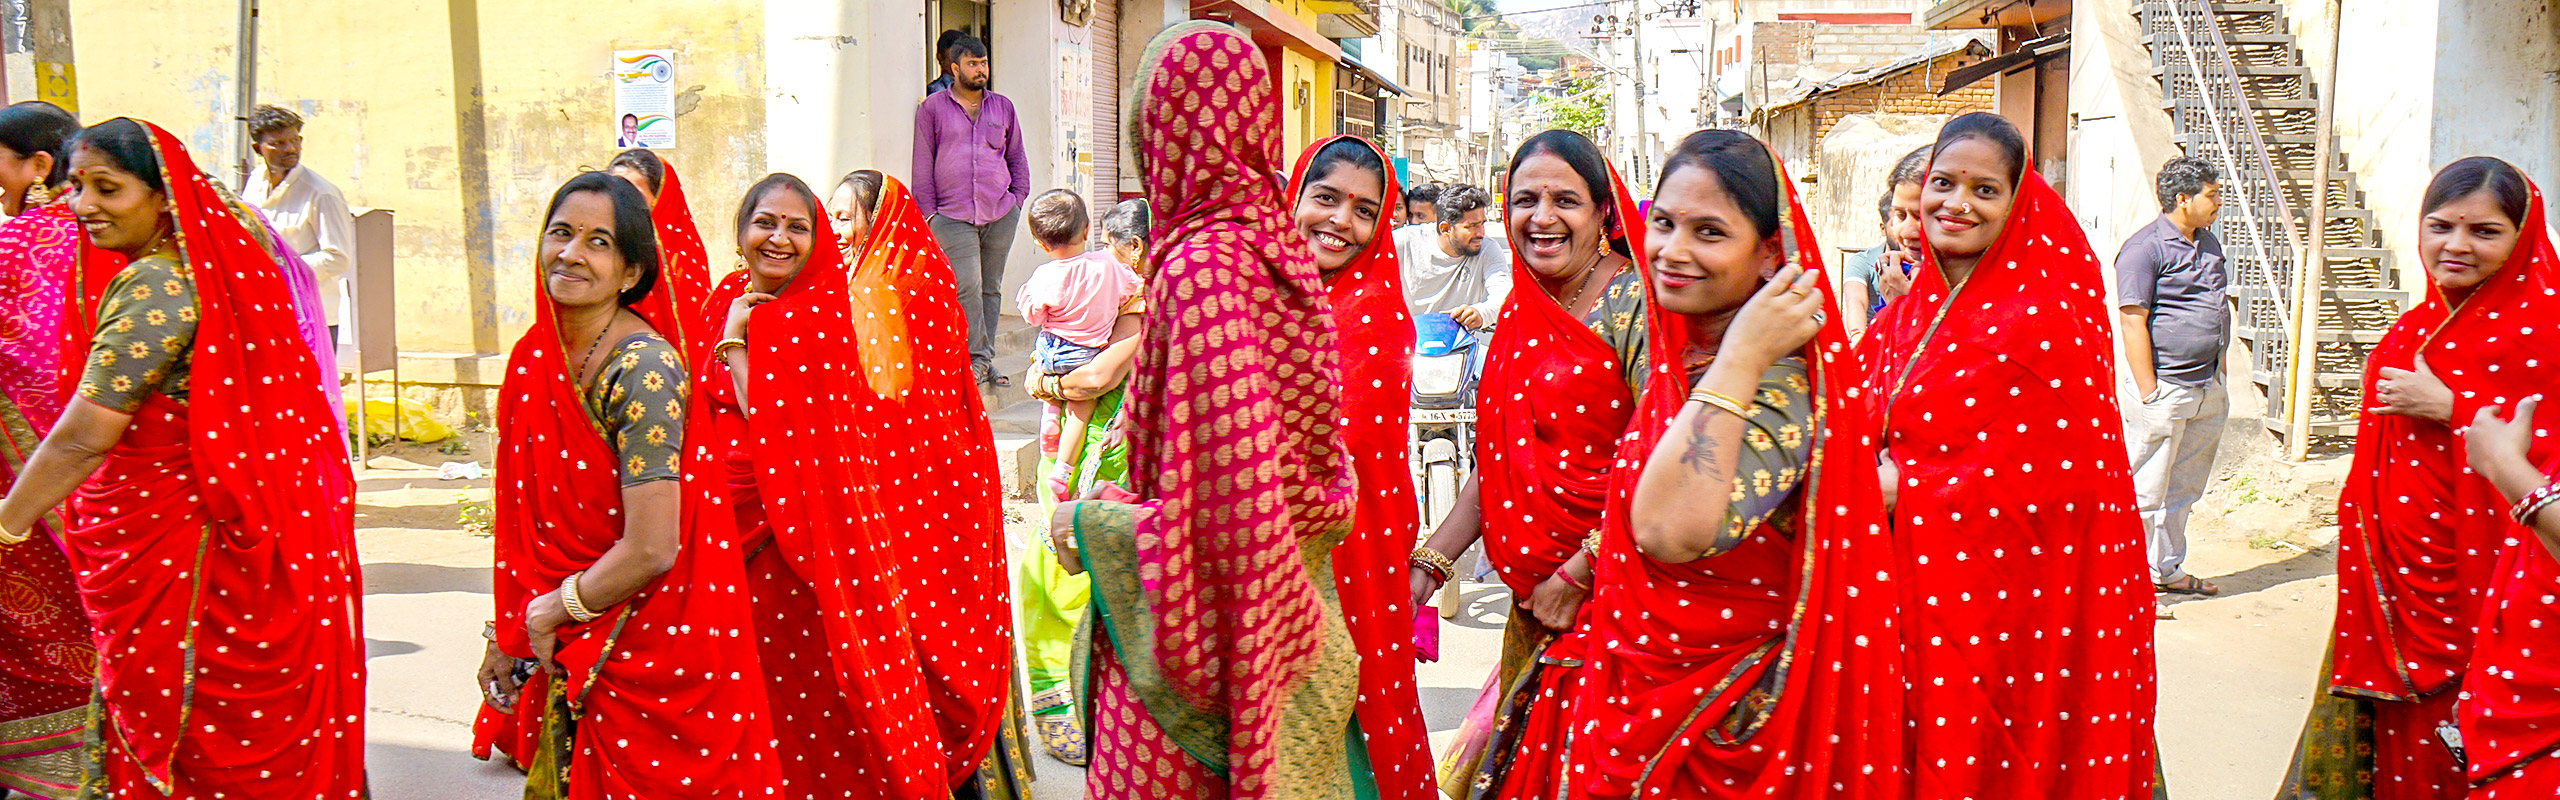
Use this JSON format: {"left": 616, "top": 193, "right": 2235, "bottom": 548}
{"left": 240, "top": 105, "right": 357, "bottom": 341}
{"left": 1394, "top": 183, "right": 1509, "bottom": 330}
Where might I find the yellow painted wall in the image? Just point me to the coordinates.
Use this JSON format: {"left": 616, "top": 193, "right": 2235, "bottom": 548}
{"left": 1267, "top": 0, "right": 1336, "bottom": 156}
{"left": 66, "top": 0, "right": 767, "bottom": 371}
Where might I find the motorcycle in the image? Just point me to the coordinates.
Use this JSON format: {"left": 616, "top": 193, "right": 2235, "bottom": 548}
{"left": 1409, "top": 312, "right": 1485, "bottom": 618}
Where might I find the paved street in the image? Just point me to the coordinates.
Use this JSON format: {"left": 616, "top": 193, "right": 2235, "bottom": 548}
{"left": 358, "top": 400, "right": 2340, "bottom": 798}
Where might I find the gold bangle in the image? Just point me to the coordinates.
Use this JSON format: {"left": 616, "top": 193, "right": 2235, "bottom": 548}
{"left": 712, "top": 337, "right": 749, "bottom": 359}
{"left": 1688, "top": 389, "right": 1749, "bottom": 419}
{"left": 561, "top": 571, "right": 597, "bottom": 624}
{"left": 1584, "top": 528, "right": 1604, "bottom": 555}
{"left": 1408, "top": 547, "right": 1456, "bottom": 582}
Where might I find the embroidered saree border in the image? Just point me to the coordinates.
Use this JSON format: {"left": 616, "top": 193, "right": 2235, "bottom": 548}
{"left": 1071, "top": 499, "right": 1232, "bottom": 777}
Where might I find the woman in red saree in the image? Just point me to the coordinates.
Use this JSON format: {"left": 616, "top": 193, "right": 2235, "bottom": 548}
{"left": 1567, "top": 129, "right": 1904, "bottom": 799}
{"left": 1860, "top": 112, "right": 2154, "bottom": 798}
{"left": 0, "top": 117, "right": 364, "bottom": 797}
{"left": 0, "top": 100, "right": 96, "bottom": 800}
{"left": 1286, "top": 133, "right": 1437, "bottom": 797}
{"left": 2441, "top": 162, "right": 2560, "bottom": 799}
{"left": 842, "top": 171, "right": 1029, "bottom": 799}
{"left": 608, "top": 148, "right": 713, "bottom": 352}
{"left": 477, "top": 171, "right": 783, "bottom": 798}
{"left": 1048, "top": 21, "right": 1364, "bottom": 798}
{"left": 696, "top": 173, "right": 1010, "bottom": 799}
{"left": 2273, "top": 157, "right": 2560, "bottom": 800}
{"left": 1414, "top": 128, "right": 1646, "bottom": 799}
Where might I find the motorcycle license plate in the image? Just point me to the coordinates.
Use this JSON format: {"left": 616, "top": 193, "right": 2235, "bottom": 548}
{"left": 1412, "top": 409, "right": 1477, "bottom": 424}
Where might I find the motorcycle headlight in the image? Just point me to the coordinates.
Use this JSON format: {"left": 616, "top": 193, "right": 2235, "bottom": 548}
{"left": 1413, "top": 355, "right": 1465, "bottom": 395}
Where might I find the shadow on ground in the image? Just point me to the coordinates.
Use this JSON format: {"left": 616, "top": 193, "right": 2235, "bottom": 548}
{"left": 364, "top": 563, "right": 492, "bottom": 596}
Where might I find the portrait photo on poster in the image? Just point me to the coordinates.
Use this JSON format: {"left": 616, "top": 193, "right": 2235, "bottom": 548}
{"left": 614, "top": 48, "right": 675, "bottom": 149}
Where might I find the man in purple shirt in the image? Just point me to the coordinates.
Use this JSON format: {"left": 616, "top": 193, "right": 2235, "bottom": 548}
{"left": 914, "top": 33, "right": 1031, "bottom": 386}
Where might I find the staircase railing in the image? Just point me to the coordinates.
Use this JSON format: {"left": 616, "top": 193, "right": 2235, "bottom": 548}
{"left": 2155, "top": 0, "right": 2310, "bottom": 370}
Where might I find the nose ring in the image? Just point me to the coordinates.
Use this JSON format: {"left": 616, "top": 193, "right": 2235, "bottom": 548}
{"left": 1957, "top": 202, "right": 1973, "bottom": 215}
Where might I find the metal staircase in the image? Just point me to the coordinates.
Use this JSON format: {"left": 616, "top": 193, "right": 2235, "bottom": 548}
{"left": 2136, "top": 0, "right": 2405, "bottom": 442}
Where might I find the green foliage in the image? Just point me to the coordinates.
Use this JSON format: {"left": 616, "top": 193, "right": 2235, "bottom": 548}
{"left": 459, "top": 498, "right": 494, "bottom": 536}
{"left": 1453, "top": 0, "right": 1564, "bottom": 71}
{"left": 1535, "top": 74, "right": 1607, "bottom": 139}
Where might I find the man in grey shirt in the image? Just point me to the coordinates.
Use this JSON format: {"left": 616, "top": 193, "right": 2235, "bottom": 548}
{"left": 1395, "top": 184, "right": 1510, "bottom": 330}
{"left": 2116, "top": 156, "right": 2228, "bottom": 613}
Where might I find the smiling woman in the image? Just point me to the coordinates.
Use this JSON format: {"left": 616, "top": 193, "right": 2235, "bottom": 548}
{"left": 1861, "top": 112, "right": 2157, "bottom": 798}
{"left": 1422, "top": 129, "right": 1649, "bottom": 798}
{"left": 1287, "top": 133, "right": 1438, "bottom": 797}
{"left": 0, "top": 117, "right": 363, "bottom": 799}
{"left": 692, "top": 174, "right": 1013, "bottom": 798}
{"left": 477, "top": 170, "right": 783, "bottom": 798}
{"left": 1567, "top": 127, "right": 1905, "bottom": 800}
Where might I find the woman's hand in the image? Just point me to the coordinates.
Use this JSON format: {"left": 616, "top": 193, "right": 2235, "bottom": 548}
{"left": 2465, "top": 396, "right": 2542, "bottom": 488}
{"left": 1879, "top": 454, "right": 1901, "bottom": 513}
{"left": 1408, "top": 563, "right": 1447, "bottom": 612}
{"left": 477, "top": 640, "right": 526, "bottom": 714}
{"left": 1521, "top": 571, "right": 1590, "bottom": 631}
{"left": 722, "top": 292, "right": 778, "bottom": 340}
{"left": 2372, "top": 355, "right": 2455, "bottom": 423}
{"left": 1048, "top": 483, "right": 1123, "bottom": 576}
{"left": 1720, "top": 265, "right": 1828, "bottom": 368}
{"left": 522, "top": 590, "right": 571, "bottom": 675}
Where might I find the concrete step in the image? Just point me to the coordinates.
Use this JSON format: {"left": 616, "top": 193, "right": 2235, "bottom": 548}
{"left": 990, "top": 397, "right": 1048, "bottom": 436}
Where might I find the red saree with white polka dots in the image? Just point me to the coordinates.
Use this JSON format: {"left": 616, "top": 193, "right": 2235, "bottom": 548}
{"left": 1289, "top": 134, "right": 1438, "bottom": 798}
{"left": 484, "top": 190, "right": 783, "bottom": 797}
{"left": 840, "top": 175, "right": 1013, "bottom": 783}
{"left": 2401, "top": 179, "right": 2560, "bottom": 796}
{"left": 651, "top": 164, "right": 713, "bottom": 356}
{"left": 1475, "top": 163, "right": 1642, "bottom": 603}
{"left": 693, "top": 186, "right": 1009, "bottom": 799}
{"left": 1569, "top": 154, "right": 1906, "bottom": 799}
{"left": 60, "top": 119, "right": 365, "bottom": 798}
{"left": 1861, "top": 166, "right": 2156, "bottom": 799}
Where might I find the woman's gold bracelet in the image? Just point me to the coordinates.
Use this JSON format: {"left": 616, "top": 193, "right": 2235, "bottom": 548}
{"left": 712, "top": 337, "right": 749, "bottom": 359}
{"left": 1408, "top": 547, "right": 1456, "bottom": 582}
{"left": 1688, "top": 388, "right": 1749, "bottom": 419}
{"left": 561, "top": 571, "right": 598, "bottom": 624}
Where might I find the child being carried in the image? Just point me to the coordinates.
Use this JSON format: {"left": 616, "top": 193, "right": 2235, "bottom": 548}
{"left": 1016, "top": 189, "right": 1142, "bottom": 501}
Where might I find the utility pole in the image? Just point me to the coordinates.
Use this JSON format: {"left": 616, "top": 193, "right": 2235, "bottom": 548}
{"left": 234, "top": 0, "right": 260, "bottom": 188}
{"left": 1629, "top": 0, "right": 1647, "bottom": 180}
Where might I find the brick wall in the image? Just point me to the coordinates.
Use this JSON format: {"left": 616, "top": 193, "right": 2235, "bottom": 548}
{"left": 1807, "top": 51, "right": 1995, "bottom": 149}
{"left": 1806, "top": 25, "right": 1937, "bottom": 74}
{"left": 1753, "top": 20, "right": 1816, "bottom": 67}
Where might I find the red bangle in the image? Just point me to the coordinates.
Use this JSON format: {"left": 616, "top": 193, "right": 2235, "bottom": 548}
{"left": 1558, "top": 567, "right": 1593, "bottom": 592}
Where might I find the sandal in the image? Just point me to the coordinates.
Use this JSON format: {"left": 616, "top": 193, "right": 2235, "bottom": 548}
{"left": 2156, "top": 574, "right": 2220, "bottom": 596}
{"left": 2155, "top": 600, "right": 2176, "bottom": 620}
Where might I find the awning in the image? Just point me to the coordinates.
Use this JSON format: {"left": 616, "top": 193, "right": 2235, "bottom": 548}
{"left": 1193, "top": 0, "right": 1345, "bottom": 62}
{"left": 1938, "top": 31, "right": 2067, "bottom": 94}
{"left": 1338, "top": 55, "right": 1409, "bottom": 96}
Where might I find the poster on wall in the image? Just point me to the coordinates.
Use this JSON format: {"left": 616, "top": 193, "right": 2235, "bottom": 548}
{"left": 1054, "top": 33, "right": 1092, "bottom": 201}
{"left": 613, "top": 49, "right": 676, "bottom": 149}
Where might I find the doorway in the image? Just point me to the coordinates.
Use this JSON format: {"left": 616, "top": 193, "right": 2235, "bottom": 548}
{"left": 929, "top": 0, "right": 994, "bottom": 90}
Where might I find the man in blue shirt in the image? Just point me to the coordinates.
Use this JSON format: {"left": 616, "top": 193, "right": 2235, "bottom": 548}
{"left": 2116, "top": 156, "right": 2228, "bottom": 615}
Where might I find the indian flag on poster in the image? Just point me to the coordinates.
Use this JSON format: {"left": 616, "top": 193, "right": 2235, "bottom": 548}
{"left": 613, "top": 49, "right": 676, "bottom": 149}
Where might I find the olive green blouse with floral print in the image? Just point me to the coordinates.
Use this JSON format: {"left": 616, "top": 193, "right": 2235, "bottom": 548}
{"left": 583, "top": 332, "right": 688, "bottom": 485}
{"left": 1577, "top": 267, "right": 1815, "bottom": 545}
{"left": 79, "top": 254, "right": 199, "bottom": 412}
{"left": 1580, "top": 268, "right": 1650, "bottom": 393}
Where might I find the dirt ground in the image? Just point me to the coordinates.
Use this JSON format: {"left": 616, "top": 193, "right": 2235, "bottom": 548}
{"left": 353, "top": 378, "right": 2351, "bottom": 798}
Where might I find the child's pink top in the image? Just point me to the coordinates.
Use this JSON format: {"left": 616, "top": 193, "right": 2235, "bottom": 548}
{"left": 1015, "top": 250, "right": 1142, "bottom": 348}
